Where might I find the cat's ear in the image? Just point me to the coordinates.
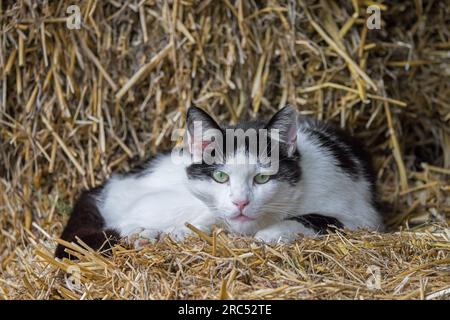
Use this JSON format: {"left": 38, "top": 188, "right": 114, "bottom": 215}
{"left": 186, "top": 106, "right": 222, "bottom": 156}
{"left": 266, "top": 105, "right": 298, "bottom": 156}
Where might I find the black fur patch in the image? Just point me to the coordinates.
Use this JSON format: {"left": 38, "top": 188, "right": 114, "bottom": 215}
{"left": 300, "top": 118, "right": 378, "bottom": 208}
{"left": 289, "top": 214, "right": 344, "bottom": 234}
{"left": 308, "top": 129, "right": 360, "bottom": 179}
{"left": 271, "top": 150, "right": 301, "bottom": 185}
{"left": 186, "top": 163, "right": 222, "bottom": 181}
{"left": 301, "top": 119, "right": 378, "bottom": 208}
{"left": 55, "top": 187, "right": 120, "bottom": 260}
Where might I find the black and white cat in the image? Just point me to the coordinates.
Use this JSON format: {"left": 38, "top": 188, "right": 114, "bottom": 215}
{"left": 55, "top": 106, "right": 383, "bottom": 259}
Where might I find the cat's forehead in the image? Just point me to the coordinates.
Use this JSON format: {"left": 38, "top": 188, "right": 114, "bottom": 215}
{"left": 221, "top": 161, "right": 258, "bottom": 177}
{"left": 221, "top": 122, "right": 276, "bottom": 157}
{"left": 221, "top": 147, "right": 274, "bottom": 174}
{"left": 224, "top": 146, "right": 259, "bottom": 164}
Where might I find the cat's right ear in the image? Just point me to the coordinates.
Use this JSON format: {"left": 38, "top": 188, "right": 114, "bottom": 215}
{"left": 266, "top": 105, "right": 298, "bottom": 156}
{"left": 186, "top": 107, "right": 222, "bottom": 157}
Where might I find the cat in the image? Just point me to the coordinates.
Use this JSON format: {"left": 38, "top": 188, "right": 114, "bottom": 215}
{"left": 55, "top": 106, "right": 383, "bottom": 259}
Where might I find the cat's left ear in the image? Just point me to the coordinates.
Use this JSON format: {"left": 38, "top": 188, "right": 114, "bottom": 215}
{"left": 266, "top": 105, "right": 298, "bottom": 156}
{"left": 186, "top": 106, "right": 222, "bottom": 157}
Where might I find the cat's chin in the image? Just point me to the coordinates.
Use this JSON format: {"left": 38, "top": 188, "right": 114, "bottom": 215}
{"left": 225, "top": 218, "right": 261, "bottom": 235}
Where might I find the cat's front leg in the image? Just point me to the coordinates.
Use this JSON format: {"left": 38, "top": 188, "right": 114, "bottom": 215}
{"left": 168, "top": 214, "right": 217, "bottom": 241}
{"left": 123, "top": 214, "right": 217, "bottom": 247}
{"left": 255, "top": 220, "right": 316, "bottom": 244}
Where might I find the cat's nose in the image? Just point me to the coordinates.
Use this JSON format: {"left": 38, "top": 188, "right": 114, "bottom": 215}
{"left": 233, "top": 199, "right": 250, "bottom": 211}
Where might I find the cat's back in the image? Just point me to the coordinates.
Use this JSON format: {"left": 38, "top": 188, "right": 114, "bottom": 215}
{"left": 98, "top": 151, "right": 191, "bottom": 221}
{"left": 295, "top": 116, "right": 380, "bottom": 229}
{"left": 296, "top": 116, "right": 375, "bottom": 185}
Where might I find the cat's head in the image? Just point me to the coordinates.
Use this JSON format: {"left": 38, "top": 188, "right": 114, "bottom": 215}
{"left": 185, "top": 106, "right": 302, "bottom": 235}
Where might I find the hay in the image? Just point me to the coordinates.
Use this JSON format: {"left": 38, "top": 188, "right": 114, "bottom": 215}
{"left": 0, "top": 0, "right": 449, "bottom": 300}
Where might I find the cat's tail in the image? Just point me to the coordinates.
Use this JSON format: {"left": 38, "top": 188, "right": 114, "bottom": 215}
{"left": 55, "top": 188, "right": 120, "bottom": 260}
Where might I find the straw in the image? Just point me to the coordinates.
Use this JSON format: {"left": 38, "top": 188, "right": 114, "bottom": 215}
{"left": 0, "top": 0, "right": 449, "bottom": 300}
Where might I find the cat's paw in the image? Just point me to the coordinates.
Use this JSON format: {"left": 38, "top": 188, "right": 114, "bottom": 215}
{"left": 190, "top": 223, "right": 212, "bottom": 235}
{"left": 168, "top": 227, "right": 193, "bottom": 241}
{"left": 168, "top": 223, "right": 212, "bottom": 241}
{"left": 126, "top": 228, "right": 160, "bottom": 249}
{"left": 254, "top": 229, "right": 298, "bottom": 244}
{"left": 254, "top": 221, "right": 315, "bottom": 244}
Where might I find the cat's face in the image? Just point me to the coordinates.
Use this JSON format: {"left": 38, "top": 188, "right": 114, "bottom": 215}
{"left": 185, "top": 106, "right": 302, "bottom": 235}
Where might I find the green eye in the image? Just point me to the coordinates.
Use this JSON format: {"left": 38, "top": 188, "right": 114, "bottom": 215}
{"left": 212, "top": 171, "right": 229, "bottom": 183}
{"left": 254, "top": 174, "right": 270, "bottom": 184}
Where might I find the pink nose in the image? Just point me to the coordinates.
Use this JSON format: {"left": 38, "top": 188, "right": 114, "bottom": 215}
{"left": 233, "top": 199, "right": 250, "bottom": 211}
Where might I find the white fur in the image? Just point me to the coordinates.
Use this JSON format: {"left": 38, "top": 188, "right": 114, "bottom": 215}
{"left": 99, "top": 153, "right": 215, "bottom": 238}
{"left": 97, "top": 118, "right": 383, "bottom": 244}
{"left": 295, "top": 131, "right": 382, "bottom": 230}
